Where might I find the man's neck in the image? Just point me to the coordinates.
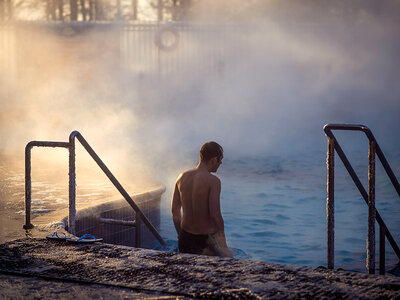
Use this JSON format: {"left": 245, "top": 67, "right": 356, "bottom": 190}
{"left": 197, "top": 161, "right": 211, "bottom": 173}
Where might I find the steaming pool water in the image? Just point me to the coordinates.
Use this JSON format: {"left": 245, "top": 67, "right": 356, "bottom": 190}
{"left": 157, "top": 148, "right": 400, "bottom": 273}
{"left": 1, "top": 148, "right": 400, "bottom": 274}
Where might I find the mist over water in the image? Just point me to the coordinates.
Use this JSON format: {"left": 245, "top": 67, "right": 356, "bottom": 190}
{"left": 1, "top": 2, "right": 400, "bottom": 270}
{"left": 1, "top": 15, "right": 400, "bottom": 165}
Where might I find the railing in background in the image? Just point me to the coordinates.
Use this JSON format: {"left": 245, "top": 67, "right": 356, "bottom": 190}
{"left": 324, "top": 123, "right": 400, "bottom": 274}
{"left": 119, "top": 22, "right": 232, "bottom": 78}
{"left": 24, "top": 131, "right": 166, "bottom": 247}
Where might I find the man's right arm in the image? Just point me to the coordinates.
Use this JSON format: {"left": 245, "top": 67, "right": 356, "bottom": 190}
{"left": 209, "top": 177, "right": 224, "bottom": 232}
{"left": 209, "top": 176, "right": 233, "bottom": 258}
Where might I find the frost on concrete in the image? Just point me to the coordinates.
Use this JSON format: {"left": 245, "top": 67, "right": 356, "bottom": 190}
{"left": 1, "top": 238, "right": 400, "bottom": 299}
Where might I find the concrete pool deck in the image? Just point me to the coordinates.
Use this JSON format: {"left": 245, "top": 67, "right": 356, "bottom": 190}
{"left": 1, "top": 238, "right": 400, "bottom": 299}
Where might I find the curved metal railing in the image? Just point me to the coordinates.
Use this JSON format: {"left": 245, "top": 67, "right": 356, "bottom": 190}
{"left": 24, "top": 131, "right": 166, "bottom": 247}
{"left": 324, "top": 123, "right": 400, "bottom": 274}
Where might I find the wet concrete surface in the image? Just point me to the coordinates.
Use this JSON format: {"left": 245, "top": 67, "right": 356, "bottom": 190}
{"left": 0, "top": 273, "right": 183, "bottom": 300}
{"left": 1, "top": 238, "right": 400, "bottom": 299}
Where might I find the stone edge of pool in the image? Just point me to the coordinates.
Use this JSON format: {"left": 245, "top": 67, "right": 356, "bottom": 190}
{"left": 1, "top": 238, "right": 400, "bottom": 299}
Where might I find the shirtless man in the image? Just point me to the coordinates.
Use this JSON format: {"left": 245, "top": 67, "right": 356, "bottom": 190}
{"left": 171, "top": 142, "right": 233, "bottom": 258}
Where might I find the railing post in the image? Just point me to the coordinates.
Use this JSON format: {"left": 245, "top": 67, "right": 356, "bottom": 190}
{"left": 68, "top": 137, "right": 76, "bottom": 235}
{"left": 379, "top": 225, "right": 385, "bottom": 275}
{"left": 367, "top": 140, "right": 376, "bottom": 274}
{"left": 135, "top": 212, "right": 141, "bottom": 248}
{"left": 327, "top": 136, "right": 335, "bottom": 269}
{"left": 23, "top": 144, "right": 34, "bottom": 229}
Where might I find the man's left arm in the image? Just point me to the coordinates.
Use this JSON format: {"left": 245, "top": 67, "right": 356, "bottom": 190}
{"left": 171, "top": 182, "right": 182, "bottom": 236}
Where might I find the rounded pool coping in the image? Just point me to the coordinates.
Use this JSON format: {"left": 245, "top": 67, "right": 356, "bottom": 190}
{"left": 34, "top": 184, "right": 166, "bottom": 238}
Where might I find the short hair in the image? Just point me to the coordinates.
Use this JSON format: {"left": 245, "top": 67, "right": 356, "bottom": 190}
{"left": 199, "top": 142, "right": 223, "bottom": 162}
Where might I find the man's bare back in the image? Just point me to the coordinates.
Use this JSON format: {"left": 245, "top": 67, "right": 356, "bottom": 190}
{"left": 175, "top": 167, "right": 221, "bottom": 235}
{"left": 171, "top": 142, "right": 233, "bottom": 257}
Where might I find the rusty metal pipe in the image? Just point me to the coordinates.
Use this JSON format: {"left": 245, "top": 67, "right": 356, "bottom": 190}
{"left": 367, "top": 140, "right": 376, "bottom": 274}
{"left": 24, "top": 141, "right": 69, "bottom": 230}
{"left": 324, "top": 124, "right": 400, "bottom": 199}
{"left": 323, "top": 124, "right": 400, "bottom": 270}
{"left": 68, "top": 135, "right": 76, "bottom": 235}
{"left": 327, "top": 137, "right": 335, "bottom": 269}
{"left": 380, "top": 225, "right": 386, "bottom": 275}
{"left": 24, "top": 143, "right": 33, "bottom": 229}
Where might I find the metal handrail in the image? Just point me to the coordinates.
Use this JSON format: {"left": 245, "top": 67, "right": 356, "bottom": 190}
{"left": 24, "top": 141, "right": 70, "bottom": 229}
{"left": 24, "top": 131, "right": 166, "bottom": 247}
{"left": 324, "top": 123, "right": 400, "bottom": 275}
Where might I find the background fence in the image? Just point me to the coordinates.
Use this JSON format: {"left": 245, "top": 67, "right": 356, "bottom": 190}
{"left": 0, "top": 21, "right": 238, "bottom": 94}
{"left": 120, "top": 22, "right": 233, "bottom": 78}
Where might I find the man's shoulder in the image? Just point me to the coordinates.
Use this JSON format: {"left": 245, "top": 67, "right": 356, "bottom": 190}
{"left": 207, "top": 173, "right": 221, "bottom": 185}
{"left": 177, "top": 168, "right": 195, "bottom": 181}
{"left": 177, "top": 169, "right": 220, "bottom": 185}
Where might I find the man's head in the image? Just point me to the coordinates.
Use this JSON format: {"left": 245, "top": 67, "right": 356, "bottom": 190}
{"left": 199, "top": 142, "right": 223, "bottom": 172}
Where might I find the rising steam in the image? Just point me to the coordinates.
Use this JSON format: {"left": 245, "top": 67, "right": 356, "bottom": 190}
{"left": 1, "top": 2, "right": 400, "bottom": 194}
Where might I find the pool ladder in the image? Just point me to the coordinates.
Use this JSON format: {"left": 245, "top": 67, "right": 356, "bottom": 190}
{"left": 24, "top": 131, "right": 166, "bottom": 247}
{"left": 324, "top": 124, "right": 400, "bottom": 275}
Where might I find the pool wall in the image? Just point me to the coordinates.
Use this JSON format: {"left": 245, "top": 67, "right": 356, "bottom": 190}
{"left": 58, "top": 186, "right": 166, "bottom": 248}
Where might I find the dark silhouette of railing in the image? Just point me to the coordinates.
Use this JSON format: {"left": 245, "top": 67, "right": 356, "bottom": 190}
{"left": 24, "top": 131, "right": 166, "bottom": 247}
{"left": 324, "top": 124, "right": 400, "bottom": 274}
